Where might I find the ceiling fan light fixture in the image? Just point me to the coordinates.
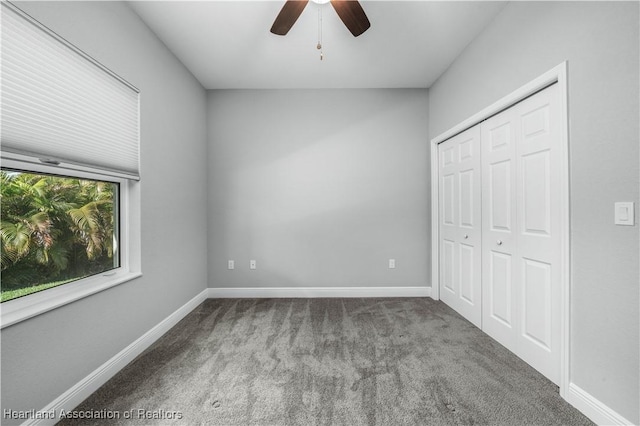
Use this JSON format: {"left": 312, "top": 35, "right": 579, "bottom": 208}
{"left": 270, "top": 0, "right": 370, "bottom": 37}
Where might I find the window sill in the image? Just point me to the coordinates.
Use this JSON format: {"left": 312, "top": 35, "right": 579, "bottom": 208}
{"left": 0, "top": 270, "right": 142, "bottom": 329}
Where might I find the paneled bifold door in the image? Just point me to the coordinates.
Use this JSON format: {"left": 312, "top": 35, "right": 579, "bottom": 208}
{"left": 439, "top": 126, "right": 482, "bottom": 328}
{"left": 439, "top": 83, "right": 561, "bottom": 385}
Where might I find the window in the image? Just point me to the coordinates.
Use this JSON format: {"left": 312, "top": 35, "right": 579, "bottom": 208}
{"left": 0, "top": 155, "right": 141, "bottom": 328}
{"left": 1, "top": 169, "right": 120, "bottom": 303}
{"left": 0, "top": 3, "right": 141, "bottom": 327}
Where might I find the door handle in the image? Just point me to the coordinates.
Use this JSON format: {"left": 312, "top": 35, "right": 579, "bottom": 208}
{"left": 464, "top": 234, "right": 469, "bottom": 239}
{"left": 497, "top": 240, "right": 503, "bottom": 246}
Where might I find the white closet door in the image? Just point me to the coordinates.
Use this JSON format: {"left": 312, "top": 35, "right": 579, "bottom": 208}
{"left": 439, "top": 126, "right": 482, "bottom": 328}
{"left": 480, "top": 107, "right": 518, "bottom": 350}
{"left": 514, "top": 83, "right": 561, "bottom": 383}
{"left": 481, "top": 83, "right": 561, "bottom": 384}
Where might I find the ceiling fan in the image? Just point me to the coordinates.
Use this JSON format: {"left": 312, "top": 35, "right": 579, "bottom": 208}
{"left": 270, "top": 0, "right": 371, "bottom": 37}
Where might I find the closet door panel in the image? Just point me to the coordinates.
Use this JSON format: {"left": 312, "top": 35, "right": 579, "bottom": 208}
{"left": 440, "top": 141, "right": 458, "bottom": 301}
{"left": 522, "top": 258, "right": 552, "bottom": 350}
{"left": 488, "top": 251, "right": 512, "bottom": 327}
{"left": 522, "top": 151, "right": 551, "bottom": 236}
{"left": 441, "top": 239, "right": 456, "bottom": 294}
{"left": 515, "top": 84, "right": 561, "bottom": 383}
{"left": 459, "top": 243, "right": 475, "bottom": 303}
{"left": 481, "top": 111, "right": 518, "bottom": 349}
{"left": 438, "top": 126, "right": 482, "bottom": 327}
{"left": 480, "top": 83, "right": 561, "bottom": 384}
{"left": 488, "top": 160, "right": 512, "bottom": 231}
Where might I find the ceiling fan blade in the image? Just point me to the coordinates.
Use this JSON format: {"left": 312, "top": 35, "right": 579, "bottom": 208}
{"left": 270, "top": 1, "right": 309, "bottom": 36}
{"left": 330, "top": 0, "right": 370, "bottom": 37}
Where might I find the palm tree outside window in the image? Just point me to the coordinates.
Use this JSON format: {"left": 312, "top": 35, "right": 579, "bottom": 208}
{"left": 0, "top": 169, "right": 119, "bottom": 302}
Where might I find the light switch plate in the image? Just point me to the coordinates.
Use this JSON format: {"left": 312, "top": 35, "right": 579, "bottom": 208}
{"left": 614, "top": 202, "right": 634, "bottom": 226}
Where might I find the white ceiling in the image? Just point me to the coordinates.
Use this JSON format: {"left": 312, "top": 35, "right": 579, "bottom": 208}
{"left": 129, "top": 1, "right": 507, "bottom": 89}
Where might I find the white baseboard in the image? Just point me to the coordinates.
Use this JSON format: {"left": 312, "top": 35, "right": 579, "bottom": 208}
{"left": 208, "top": 286, "right": 431, "bottom": 299}
{"left": 22, "top": 289, "right": 209, "bottom": 426}
{"left": 565, "top": 382, "right": 634, "bottom": 425}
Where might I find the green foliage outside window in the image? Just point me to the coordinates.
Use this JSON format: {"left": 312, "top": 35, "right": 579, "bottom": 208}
{"left": 0, "top": 170, "right": 118, "bottom": 302}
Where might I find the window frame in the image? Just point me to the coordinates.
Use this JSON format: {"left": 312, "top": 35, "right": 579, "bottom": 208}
{"left": 0, "top": 152, "right": 142, "bottom": 328}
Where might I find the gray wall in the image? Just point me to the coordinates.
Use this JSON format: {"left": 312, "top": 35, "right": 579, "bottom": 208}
{"left": 0, "top": 1, "right": 208, "bottom": 419}
{"left": 208, "top": 89, "right": 430, "bottom": 289}
{"left": 3, "top": 1, "right": 637, "bottom": 423}
{"left": 428, "top": 2, "right": 639, "bottom": 422}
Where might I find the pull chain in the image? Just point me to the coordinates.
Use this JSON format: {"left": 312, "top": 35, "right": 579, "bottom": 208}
{"left": 317, "top": 7, "right": 323, "bottom": 60}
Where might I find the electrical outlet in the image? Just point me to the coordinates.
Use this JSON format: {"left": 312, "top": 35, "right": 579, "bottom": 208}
{"left": 250, "top": 260, "right": 256, "bottom": 270}
{"left": 228, "top": 260, "right": 234, "bottom": 270}
{"left": 389, "top": 259, "right": 396, "bottom": 269}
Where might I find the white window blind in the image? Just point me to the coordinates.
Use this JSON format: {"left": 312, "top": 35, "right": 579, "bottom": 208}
{"left": 1, "top": 2, "right": 140, "bottom": 180}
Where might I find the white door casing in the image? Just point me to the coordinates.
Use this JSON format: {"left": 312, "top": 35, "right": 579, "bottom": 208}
{"left": 438, "top": 126, "right": 482, "bottom": 328}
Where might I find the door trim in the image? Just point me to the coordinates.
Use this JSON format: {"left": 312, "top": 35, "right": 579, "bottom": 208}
{"left": 429, "top": 62, "right": 570, "bottom": 398}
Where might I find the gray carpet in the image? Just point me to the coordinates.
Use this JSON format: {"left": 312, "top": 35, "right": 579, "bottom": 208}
{"left": 59, "top": 298, "right": 593, "bottom": 425}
